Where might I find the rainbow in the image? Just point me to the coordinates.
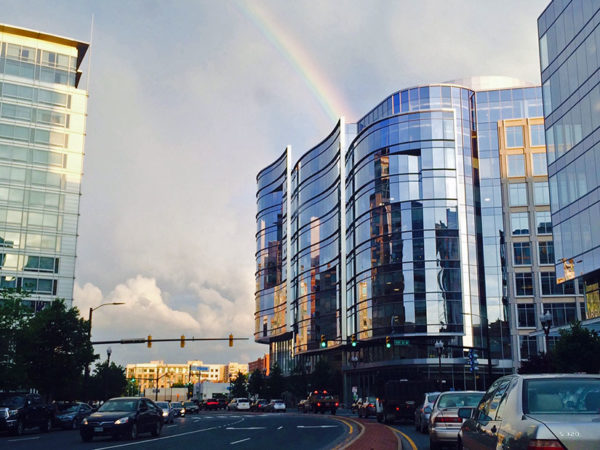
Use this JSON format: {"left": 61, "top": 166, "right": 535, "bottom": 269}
{"left": 234, "top": 0, "right": 353, "bottom": 123}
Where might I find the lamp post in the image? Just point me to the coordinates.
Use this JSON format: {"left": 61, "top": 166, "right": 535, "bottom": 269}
{"left": 88, "top": 302, "right": 126, "bottom": 339}
{"left": 106, "top": 347, "right": 112, "bottom": 365}
{"left": 541, "top": 310, "right": 553, "bottom": 353}
{"left": 434, "top": 340, "right": 444, "bottom": 386}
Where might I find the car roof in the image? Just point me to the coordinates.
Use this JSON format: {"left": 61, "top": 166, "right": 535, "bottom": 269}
{"left": 516, "top": 373, "right": 600, "bottom": 379}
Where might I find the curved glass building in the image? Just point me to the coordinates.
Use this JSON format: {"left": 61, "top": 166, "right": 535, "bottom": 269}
{"left": 256, "top": 77, "right": 574, "bottom": 400}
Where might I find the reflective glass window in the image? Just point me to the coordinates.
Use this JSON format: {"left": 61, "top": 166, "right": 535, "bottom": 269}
{"left": 517, "top": 304, "right": 536, "bottom": 327}
{"left": 542, "top": 302, "right": 577, "bottom": 326}
{"left": 532, "top": 153, "right": 548, "bottom": 175}
{"left": 538, "top": 241, "right": 555, "bottom": 265}
{"left": 506, "top": 126, "right": 524, "bottom": 148}
{"left": 530, "top": 125, "right": 546, "bottom": 147}
{"left": 511, "top": 212, "right": 529, "bottom": 235}
{"left": 507, "top": 154, "right": 525, "bottom": 177}
{"left": 513, "top": 242, "right": 532, "bottom": 265}
{"left": 541, "top": 272, "right": 576, "bottom": 296}
{"left": 534, "top": 182, "right": 550, "bottom": 205}
{"left": 515, "top": 273, "right": 534, "bottom": 296}
{"left": 536, "top": 211, "right": 552, "bottom": 234}
{"left": 509, "top": 183, "right": 528, "bottom": 206}
{"left": 519, "top": 335, "right": 537, "bottom": 360}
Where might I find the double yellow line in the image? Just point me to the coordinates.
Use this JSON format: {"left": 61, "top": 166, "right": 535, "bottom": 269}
{"left": 385, "top": 425, "right": 418, "bottom": 450}
{"left": 330, "top": 416, "right": 364, "bottom": 449}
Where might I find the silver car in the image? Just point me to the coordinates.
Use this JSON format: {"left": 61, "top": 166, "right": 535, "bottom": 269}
{"left": 429, "top": 390, "right": 485, "bottom": 450}
{"left": 414, "top": 391, "right": 440, "bottom": 433}
{"left": 155, "top": 402, "right": 176, "bottom": 424}
{"left": 458, "top": 374, "right": 600, "bottom": 450}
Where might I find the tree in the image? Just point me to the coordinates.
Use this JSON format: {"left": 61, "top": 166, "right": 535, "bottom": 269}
{"left": 230, "top": 371, "right": 248, "bottom": 398}
{"left": 266, "top": 363, "right": 285, "bottom": 399}
{"left": 248, "top": 369, "right": 266, "bottom": 399}
{"left": 553, "top": 321, "right": 600, "bottom": 373}
{"left": 19, "top": 299, "right": 97, "bottom": 400}
{"left": 518, "top": 352, "right": 556, "bottom": 374}
{"left": 90, "top": 362, "right": 128, "bottom": 401}
{"left": 0, "top": 289, "right": 32, "bottom": 390}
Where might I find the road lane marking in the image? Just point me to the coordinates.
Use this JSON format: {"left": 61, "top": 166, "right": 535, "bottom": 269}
{"left": 386, "top": 425, "right": 416, "bottom": 450}
{"left": 92, "top": 417, "right": 246, "bottom": 449}
{"left": 277, "top": 426, "right": 283, "bottom": 430}
{"left": 7, "top": 436, "right": 41, "bottom": 442}
{"left": 226, "top": 426, "right": 266, "bottom": 430}
{"left": 297, "top": 425, "right": 338, "bottom": 428}
{"left": 330, "top": 416, "right": 364, "bottom": 450}
{"left": 230, "top": 438, "right": 251, "bottom": 445}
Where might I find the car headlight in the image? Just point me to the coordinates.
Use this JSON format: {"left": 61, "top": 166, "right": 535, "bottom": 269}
{"left": 82, "top": 418, "right": 88, "bottom": 425}
{"left": 162, "top": 411, "right": 169, "bottom": 417}
{"left": 8, "top": 409, "right": 19, "bottom": 417}
{"left": 114, "top": 417, "right": 130, "bottom": 425}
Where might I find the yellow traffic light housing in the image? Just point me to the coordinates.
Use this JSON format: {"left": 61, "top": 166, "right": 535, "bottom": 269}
{"left": 320, "top": 334, "right": 327, "bottom": 348}
{"left": 147, "top": 335, "right": 152, "bottom": 348}
{"left": 229, "top": 333, "right": 233, "bottom": 347}
{"left": 385, "top": 336, "right": 391, "bottom": 348}
{"left": 180, "top": 335, "right": 185, "bottom": 348}
{"left": 351, "top": 334, "right": 357, "bottom": 347}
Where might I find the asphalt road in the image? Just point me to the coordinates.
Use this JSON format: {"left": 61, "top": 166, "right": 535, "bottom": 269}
{"left": 0, "top": 411, "right": 350, "bottom": 450}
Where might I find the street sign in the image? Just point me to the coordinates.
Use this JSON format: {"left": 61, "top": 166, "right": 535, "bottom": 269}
{"left": 352, "top": 386, "right": 357, "bottom": 393}
{"left": 394, "top": 339, "right": 409, "bottom": 346}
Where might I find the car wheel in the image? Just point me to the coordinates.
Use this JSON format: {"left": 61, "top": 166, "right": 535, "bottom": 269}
{"left": 72, "top": 418, "right": 78, "bottom": 430}
{"left": 429, "top": 438, "right": 441, "bottom": 450}
{"left": 151, "top": 421, "right": 161, "bottom": 437}
{"left": 129, "top": 423, "right": 138, "bottom": 440}
{"left": 15, "top": 420, "right": 24, "bottom": 436}
{"left": 81, "top": 432, "right": 93, "bottom": 442}
{"left": 457, "top": 437, "right": 464, "bottom": 450}
{"left": 415, "top": 418, "right": 419, "bottom": 431}
{"left": 40, "top": 417, "right": 52, "bottom": 432}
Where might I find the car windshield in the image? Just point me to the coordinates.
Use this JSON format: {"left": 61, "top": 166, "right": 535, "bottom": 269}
{"left": 184, "top": 402, "right": 194, "bottom": 406}
{"left": 366, "top": 397, "right": 376, "bottom": 403}
{"left": 238, "top": 399, "right": 249, "bottom": 402}
{"left": 437, "top": 393, "right": 483, "bottom": 408}
{"left": 524, "top": 378, "right": 600, "bottom": 414}
{"left": 427, "top": 394, "right": 439, "bottom": 403}
{"left": 156, "top": 402, "right": 168, "bottom": 408}
{"left": 98, "top": 399, "right": 138, "bottom": 412}
{"left": 59, "top": 405, "right": 79, "bottom": 413}
{"left": 0, "top": 395, "right": 25, "bottom": 408}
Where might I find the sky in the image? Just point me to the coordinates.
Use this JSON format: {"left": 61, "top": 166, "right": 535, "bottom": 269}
{"left": 0, "top": 0, "right": 549, "bottom": 369}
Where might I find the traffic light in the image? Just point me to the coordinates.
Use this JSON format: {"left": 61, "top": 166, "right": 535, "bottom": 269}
{"left": 229, "top": 334, "right": 234, "bottom": 347}
{"left": 147, "top": 335, "right": 152, "bottom": 348}
{"left": 385, "top": 336, "right": 391, "bottom": 348}
{"left": 351, "top": 334, "right": 357, "bottom": 347}
{"left": 467, "top": 349, "right": 479, "bottom": 372}
{"left": 131, "top": 377, "right": 135, "bottom": 383}
{"left": 320, "top": 335, "right": 327, "bottom": 348}
{"left": 180, "top": 335, "right": 185, "bottom": 348}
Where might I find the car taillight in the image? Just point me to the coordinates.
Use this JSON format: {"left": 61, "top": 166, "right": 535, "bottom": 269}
{"left": 396, "top": 407, "right": 400, "bottom": 411}
{"left": 527, "top": 440, "right": 565, "bottom": 450}
{"left": 368, "top": 404, "right": 373, "bottom": 408}
{"left": 335, "top": 403, "right": 339, "bottom": 407}
{"left": 317, "top": 402, "right": 321, "bottom": 407}
{"left": 435, "top": 416, "right": 462, "bottom": 423}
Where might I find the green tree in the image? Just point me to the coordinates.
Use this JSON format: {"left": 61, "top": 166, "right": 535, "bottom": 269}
{"left": 90, "top": 361, "right": 128, "bottom": 401}
{"left": 230, "top": 371, "right": 248, "bottom": 398}
{"left": 248, "top": 369, "right": 266, "bottom": 399}
{"left": 553, "top": 321, "right": 600, "bottom": 373}
{"left": 0, "top": 289, "right": 32, "bottom": 390}
{"left": 266, "top": 363, "right": 285, "bottom": 399}
{"left": 518, "top": 352, "right": 557, "bottom": 374}
{"left": 19, "top": 299, "right": 97, "bottom": 400}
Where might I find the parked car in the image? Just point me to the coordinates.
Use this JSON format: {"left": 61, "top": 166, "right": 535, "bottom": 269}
{"left": 0, "top": 392, "right": 53, "bottom": 436}
{"left": 155, "top": 402, "right": 176, "bottom": 424}
{"left": 297, "top": 399, "right": 309, "bottom": 413}
{"left": 80, "top": 397, "right": 163, "bottom": 442}
{"left": 265, "top": 399, "right": 286, "bottom": 413}
{"left": 458, "top": 374, "right": 600, "bottom": 450}
{"left": 414, "top": 391, "right": 440, "bottom": 433}
{"left": 357, "top": 396, "right": 377, "bottom": 418}
{"left": 428, "top": 391, "right": 485, "bottom": 450}
{"left": 203, "top": 398, "right": 220, "bottom": 411}
{"left": 217, "top": 398, "right": 228, "bottom": 410}
{"left": 250, "top": 399, "right": 269, "bottom": 412}
{"left": 228, "top": 398, "right": 250, "bottom": 411}
{"left": 181, "top": 401, "right": 199, "bottom": 415}
{"left": 54, "top": 402, "right": 94, "bottom": 430}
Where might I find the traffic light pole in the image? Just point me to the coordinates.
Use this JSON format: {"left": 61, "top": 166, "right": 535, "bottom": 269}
{"left": 91, "top": 336, "right": 248, "bottom": 345}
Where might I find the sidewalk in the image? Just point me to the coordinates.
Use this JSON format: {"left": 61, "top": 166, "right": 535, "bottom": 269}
{"left": 337, "top": 416, "right": 401, "bottom": 450}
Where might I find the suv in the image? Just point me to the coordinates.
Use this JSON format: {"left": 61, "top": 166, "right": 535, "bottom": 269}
{"left": 0, "top": 392, "right": 53, "bottom": 436}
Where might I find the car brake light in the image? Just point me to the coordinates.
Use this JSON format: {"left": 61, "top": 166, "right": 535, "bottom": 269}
{"left": 435, "top": 416, "right": 462, "bottom": 423}
{"left": 396, "top": 407, "right": 400, "bottom": 411}
{"left": 368, "top": 404, "right": 373, "bottom": 408}
{"left": 335, "top": 403, "right": 339, "bottom": 406}
{"left": 527, "top": 440, "right": 565, "bottom": 450}
{"left": 317, "top": 402, "right": 321, "bottom": 407}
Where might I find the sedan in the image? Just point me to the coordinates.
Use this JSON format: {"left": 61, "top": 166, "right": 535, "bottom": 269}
{"left": 228, "top": 398, "right": 251, "bottom": 411}
{"left": 414, "top": 392, "right": 440, "bottom": 433}
{"left": 458, "top": 374, "right": 600, "bottom": 450}
{"left": 428, "top": 390, "right": 485, "bottom": 450}
{"left": 155, "top": 402, "right": 176, "bottom": 424}
{"left": 250, "top": 399, "right": 269, "bottom": 412}
{"left": 265, "top": 400, "right": 286, "bottom": 413}
{"left": 204, "top": 399, "right": 221, "bottom": 410}
{"left": 80, "top": 397, "right": 163, "bottom": 442}
{"left": 54, "top": 402, "right": 94, "bottom": 430}
{"left": 181, "top": 401, "right": 199, "bottom": 415}
{"left": 357, "top": 396, "right": 377, "bottom": 418}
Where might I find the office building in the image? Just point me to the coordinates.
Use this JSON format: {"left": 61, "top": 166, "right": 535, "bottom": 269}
{"left": 0, "top": 24, "right": 89, "bottom": 308}
{"left": 538, "top": 0, "right": 600, "bottom": 330}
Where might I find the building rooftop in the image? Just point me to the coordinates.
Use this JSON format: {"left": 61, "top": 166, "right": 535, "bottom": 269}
{"left": 445, "top": 76, "right": 537, "bottom": 91}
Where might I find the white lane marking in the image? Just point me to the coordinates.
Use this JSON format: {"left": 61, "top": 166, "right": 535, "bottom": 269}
{"left": 277, "top": 426, "right": 283, "bottom": 430}
{"left": 230, "top": 438, "right": 251, "bottom": 445}
{"left": 296, "top": 425, "right": 338, "bottom": 428}
{"left": 8, "top": 436, "right": 41, "bottom": 442}
{"left": 92, "top": 417, "right": 245, "bottom": 449}
{"left": 226, "top": 426, "right": 266, "bottom": 430}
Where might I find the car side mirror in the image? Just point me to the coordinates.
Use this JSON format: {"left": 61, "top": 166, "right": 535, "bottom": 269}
{"left": 424, "top": 406, "right": 432, "bottom": 414}
{"left": 458, "top": 407, "right": 474, "bottom": 419}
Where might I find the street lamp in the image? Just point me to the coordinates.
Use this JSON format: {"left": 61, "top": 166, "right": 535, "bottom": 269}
{"left": 434, "top": 340, "right": 444, "bottom": 384}
{"left": 541, "top": 310, "right": 553, "bottom": 353}
{"left": 88, "top": 302, "right": 126, "bottom": 338}
{"left": 106, "top": 347, "right": 112, "bottom": 364}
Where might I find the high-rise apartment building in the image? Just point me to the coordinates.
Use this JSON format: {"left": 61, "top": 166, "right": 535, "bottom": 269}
{"left": 0, "top": 24, "right": 89, "bottom": 309}
{"left": 538, "top": 0, "right": 600, "bottom": 324}
{"left": 256, "top": 77, "right": 566, "bottom": 400}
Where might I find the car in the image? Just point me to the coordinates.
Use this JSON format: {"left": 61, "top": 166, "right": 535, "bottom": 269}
{"left": 351, "top": 398, "right": 362, "bottom": 414}
{"left": 228, "top": 398, "right": 251, "bottom": 411}
{"left": 265, "top": 399, "right": 286, "bottom": 413}
{"left": 155, "top": 402, "right": 176, "bottom": 424}
{"left": 0, "top": 392, "right": 53, "bottom": 436}
{"left": 414, "top": 391, "right": 440, "bottom": 433}
{"left": 458, "top": 374, "right": 600, "bottom": 450}
{"left": 250, "top": 399, "right": 269, "bottom": 412}
{"left": 181, "top": 401, "right": 199, "bottom": 414}
{"left": 204, "top": 398, "right": 221, "bottom": 411}
{"left": 217, "top": 398, "right": 228, "bottom": 410}
{"left": 297, "top": 399, "right": 309, "bottom": 413}
{"left": 79, "top": 397, "right": 163, "bottom": 442}
{"left": 357, "top": 396, "right": 377, "bottom": 418}
{"left": 54, "top": 402, "right": 94, "bottom": 430}
{"left": 428, "top": 390, "right": 485, "bottom": 450}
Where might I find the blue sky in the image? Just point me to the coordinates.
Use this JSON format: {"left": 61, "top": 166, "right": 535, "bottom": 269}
{"left": 0, "top": 0, "right": 548, "bottom": 368}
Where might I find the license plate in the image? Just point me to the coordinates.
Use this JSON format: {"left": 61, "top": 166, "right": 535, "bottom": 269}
{"left": 94, "top": 427, "right": 103, "bottom": 432}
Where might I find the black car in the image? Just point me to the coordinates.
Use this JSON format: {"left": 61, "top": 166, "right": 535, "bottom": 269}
{"left": 204, "top": 399, "right": 220, "bottom": 410}
{"left": 54, "top": 402, "right": 94, "bottom": 429}
{"left": 250, "top": 399, "right": 269, "bottom": 412}
{"left": 80, "top": 397, "right": 163, "bottom": 442}
{"left": 181, "top": 401, "right": 199, "bottom": 414}
{"left": 0, "top": 392, "right": 53, "bottom": 436}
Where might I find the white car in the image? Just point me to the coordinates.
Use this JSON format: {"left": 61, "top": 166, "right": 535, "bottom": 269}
{"left": 266, "top": 399, "right": 286, "bottom": 412}
{"left": 228, "top": 398, "right": 250, "bottom": 411}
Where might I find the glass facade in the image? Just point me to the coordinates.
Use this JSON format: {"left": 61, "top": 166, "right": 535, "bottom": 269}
{"left": 539, "top": 0, "right": 600, "bottom": 319}
{"left": 0, "top": 25, "right": 88, "bottom": 309}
